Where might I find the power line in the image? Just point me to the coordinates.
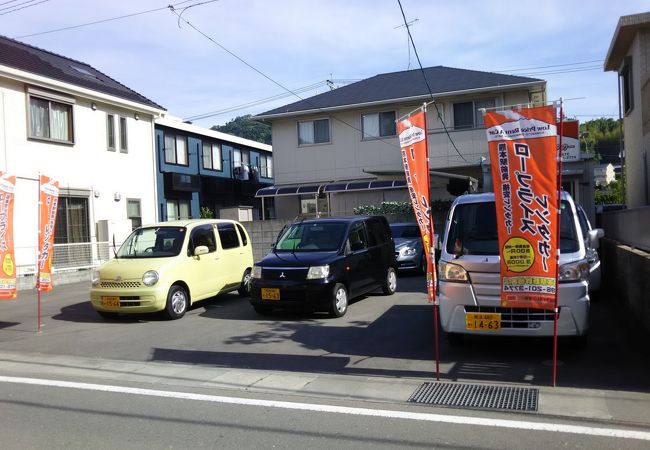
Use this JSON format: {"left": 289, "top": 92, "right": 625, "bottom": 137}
{"left": 12, "top": 0, "right": 200, "bottom": 38}
{"left": 0, "top": 0, "right": 39, "bottom": 12}
{"left": 168, "top": 5, "right": 403, "bottom": 151}
{"left": 0, "top": 0, "right": 49, "bottom": 16}
{"left": 494, "top": 60, "right": 604, "bottom": 73}
{"left": 396, "top": 0, "right": 468, "bottom": 163}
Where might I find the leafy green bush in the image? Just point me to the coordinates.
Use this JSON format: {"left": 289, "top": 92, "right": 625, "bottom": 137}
{"left": 353, "top": 200, "right": 452, "bottom": 216}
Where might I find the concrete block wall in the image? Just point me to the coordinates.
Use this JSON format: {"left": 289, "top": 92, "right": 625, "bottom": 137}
{"left": 601, "top": 238, "right": 650, "bottom": 334}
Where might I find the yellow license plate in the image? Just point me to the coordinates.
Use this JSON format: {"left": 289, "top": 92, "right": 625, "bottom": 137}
{"left": 466, "top": 313, "right": 501, "bottom": 330}
{"left": 261, "top": 288, "right": 280, "bottom": 300}
{"left": 101, "top": 296, "right": 120, "bottom": 308}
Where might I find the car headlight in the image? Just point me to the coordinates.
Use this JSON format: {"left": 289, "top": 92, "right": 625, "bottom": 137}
{"left": 91, "top": 269, "right": 100, "bottom": 286}
{"left": 400, "top": 247, "right": 417, "bottom": 257}
{"left": 559, "top": 260, "right": 589, "bottom": 282}
{"left": 142, "top": 270, "right": 159, "bottom": 286}
{"left": 307, "top": 265, "right": 330, "bottom": 280}
{"left": 438, "top": 261, "right": 469, "bottom": 282}
{"left": 252, "top": 265, "right": 262, "bottom": 279}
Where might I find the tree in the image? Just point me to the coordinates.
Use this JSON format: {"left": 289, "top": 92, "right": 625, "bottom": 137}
{"left": 595, "top": 179, "right": 624, "bottom": 204}
{"left": 579, "top": 118, "right": 621, "bottom": 163}
{"left": 211, "top": 115, "right": 271, "bottom": 145}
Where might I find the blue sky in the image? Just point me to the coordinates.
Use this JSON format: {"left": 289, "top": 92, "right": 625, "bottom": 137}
{"left": 3, "top": 0, "right": 647, "bottom": 128}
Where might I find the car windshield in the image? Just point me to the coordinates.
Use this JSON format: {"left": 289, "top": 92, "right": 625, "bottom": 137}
{"left": 446, "top": 200, "right": 579, "bottom": 256}
{"left": 390, "top": 224, "right": 421, "bottom": 239}
{"left": 117, "top": 226, "right": 187, "bottom": 258}
{"left": 275, "top": 222, "right": 346, "bottom": 252}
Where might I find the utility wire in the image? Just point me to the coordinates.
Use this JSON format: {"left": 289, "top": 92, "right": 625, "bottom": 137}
{"left": 494, "top": 60, "right": 604, "bottom": 73}
{"left": 12, "top": 0, "right": 199, "bottom": 38}
{"left": 168, "top": 5, "right": 403, "bottom": 150}
{"left": 0, "top": 0, "right": 49, "bottom": 16}
{"left": 0, "top": 0, "right": 39, "bottom": 12}
{"left": 396, "top": 0, "right": 468, "bottom": 163}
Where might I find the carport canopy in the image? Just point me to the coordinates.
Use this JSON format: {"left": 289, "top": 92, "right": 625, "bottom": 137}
{"left": 255, "top": 180, "right": 407, "bottom": 198}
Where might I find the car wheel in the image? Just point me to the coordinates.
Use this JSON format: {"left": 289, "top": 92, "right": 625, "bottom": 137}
{"left": 382, "top": 267, "right": 397, "bottom": 295}
{"left": 238, "top": 269, "right": 252, "bottom": 297}
{"left": 419, "top": 254, "right": 427, "bottom": 274}
{"left": 97, "top": 310, "right": 118, "bottom": 320}
{"left": 446, "top": 332, "right": 464, "bottom": 346}
{"left": 164, "top": 285, "right": 188, "bottom": 320}
{"left": 329, "top": 283, "right": 348, "bottom": 318}
{"left": 253, "top": 304, "right": 273, "bottom": 316}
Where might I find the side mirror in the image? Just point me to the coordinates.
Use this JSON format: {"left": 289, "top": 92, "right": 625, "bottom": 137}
{"left": 194, "top": 245, "right": 209, "bottom": 256}
{"left": 588, "top": 229, "right": 604, "bottom": 249}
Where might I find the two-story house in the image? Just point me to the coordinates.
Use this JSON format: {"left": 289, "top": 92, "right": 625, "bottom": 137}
{"left": 154, "top": 117, "right": 273, "bottom": 221}
{"left": 0, "top": 35, "right": 165, "bottom": 284}
{"left": 255, "top": 66, "right": 546, "bottom": 219}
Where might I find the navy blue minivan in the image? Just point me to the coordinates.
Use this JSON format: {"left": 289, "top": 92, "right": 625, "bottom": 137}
{"left": 250, "top": 216, "right": 397, "bottom": 317}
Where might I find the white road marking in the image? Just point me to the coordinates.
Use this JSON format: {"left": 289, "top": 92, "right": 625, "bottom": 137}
{"left": 1, "top": 375, "right": 649, "bottom": 441}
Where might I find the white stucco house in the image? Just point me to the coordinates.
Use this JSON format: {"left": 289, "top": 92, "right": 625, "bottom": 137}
{"left": 0, "top": 35, "right": 166, "bottom": 286}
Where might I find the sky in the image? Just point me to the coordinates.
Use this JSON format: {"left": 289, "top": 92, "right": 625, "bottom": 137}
{"left": 2, "top": 0, "right": 648, "bottom": 129}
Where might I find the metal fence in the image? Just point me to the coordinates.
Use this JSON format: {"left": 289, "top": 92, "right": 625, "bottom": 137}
{"left": 16, "top": 241, "right": 122, "bottom": 277}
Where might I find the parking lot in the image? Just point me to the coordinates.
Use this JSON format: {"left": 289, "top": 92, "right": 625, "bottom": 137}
{"left": 0, "top": 273, "right": 648, "bottom": 392}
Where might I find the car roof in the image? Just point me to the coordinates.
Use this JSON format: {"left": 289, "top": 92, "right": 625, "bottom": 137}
{"left": 137, "top": 219, "right": 243, "bottom": 229}
{"left": 453, "top": 191, "right": 573, "bottom": 205}
{"left": 290, "top": 216, "right": 372, "bottom": 225}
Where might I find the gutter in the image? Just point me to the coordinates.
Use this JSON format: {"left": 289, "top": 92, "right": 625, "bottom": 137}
{"left": 255, "top": 80, "right": 545, "bottom": 121}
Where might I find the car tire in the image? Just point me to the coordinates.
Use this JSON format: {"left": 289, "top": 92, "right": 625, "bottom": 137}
{"left": 238, "top": 269, "right": 252, "bottom": 297}
{"left": 164, "top": 285, "right": 188, "bottom": 320}
{"left": 97, "top": 310, "right": 118, "bottom": 320}
{"left": 329, "top": 283, "right": 348, "bottom": 318}
{"left": 382, "top": 267, "right": 397, "bottom": 295}
{"left": 446, "top": 332, "right": 464, "bottom": 346}
{"left": 253, "top": 304, "right": 273, "bottom": 316}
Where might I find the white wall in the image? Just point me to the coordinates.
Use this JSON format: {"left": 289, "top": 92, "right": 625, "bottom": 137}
{"left": 0, "top": 76, "right": 159, "bottom": 270}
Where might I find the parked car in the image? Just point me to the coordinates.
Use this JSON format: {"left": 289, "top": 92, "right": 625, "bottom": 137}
{"left": 250, "top": 216, "right": 397, "bottom": 317}
{"left": 390, "top": 222, "right": 426, "bottom": 273}
{"left": 576, "top": 204, "right": 604, "bottom": 292}
{"left": 438, "top": 192, "right": 591, "bottom": 344}
{"left": 90, "top": 219, "right": 254, "bottom": 320}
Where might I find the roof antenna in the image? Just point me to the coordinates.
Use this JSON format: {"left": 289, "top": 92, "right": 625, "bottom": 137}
{"left": 326, "top": 75, "right": 336, "bottom": 91}
{"left": 394, "top": 18, "right": 419, "bottom": 70}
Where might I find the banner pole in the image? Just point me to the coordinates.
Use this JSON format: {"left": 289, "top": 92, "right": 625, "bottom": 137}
{"left": 552, "top": 99, "right": 565, "bottom": 387}
{"left": 37, "top": 174, "right": 41, "bottom": 333}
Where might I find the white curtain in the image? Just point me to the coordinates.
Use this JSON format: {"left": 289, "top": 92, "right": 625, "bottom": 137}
{"left": 176, "top": 137, "right": 187, "bottom": 165}
{"left": 362, "top": 114, "right": 379, "bottom": 139}
{"left": 202, "top": 142, "right": 212, "bottom": 169}
{"left": 29, "top": 98, "right": 49, "bottom": 138}
{"left": 50, "top": 102, "right": 70, "bottom": 141}
{"left": 298, "top": 122, "right": 314, "bottom": 144}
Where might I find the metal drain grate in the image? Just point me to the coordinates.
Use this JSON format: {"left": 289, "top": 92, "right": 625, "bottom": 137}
{"left": 408, "top": 382, "right": 538, "bottom": 412}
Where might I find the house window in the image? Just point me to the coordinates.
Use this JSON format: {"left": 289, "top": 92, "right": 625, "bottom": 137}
{"left": 119, "top": 117, "right": 128, "bottom": 152}
{"left": 202, "top": 141, "right": 222, "bottom": 171}
{"left": 164, "top": 133, "right": 188, "bottom": 165}
{"left": 107, "top": 114, "right": 116, "bottom": 150}
{"left": 28, "top": 92, "right": 74, "bottom": 143}
{"left": 621, "top": 58, "right": 633, "bottom": 114}
{"left": 233, "top": 148, "right": 250, "bottom": 168}
{"left": 166, "top": 199, "right": 191, "bottom": 221}
{"left": 453, "top": 99, "right": 496, "bottom": 129}
{"left": 54, "top": 196, "right": 90, "bottom": 244}
{"left": 298, "top": 118, "right": 330, "bottom": 145}
{"left": 259, "top": 154, "right": 273, "bottom": 178}
{"left": 127, "top": 199, "right": 141, "bottom": 230}
{"left": 362, "top": 111, "right": 396, "bottom": 139}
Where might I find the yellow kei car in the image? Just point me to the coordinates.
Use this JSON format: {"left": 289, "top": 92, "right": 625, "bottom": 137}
{"left": 90, "top": 219, "right": 254, "bottom": 320}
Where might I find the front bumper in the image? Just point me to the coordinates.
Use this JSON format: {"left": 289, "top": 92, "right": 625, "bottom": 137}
{"left": 89, "top": 283, "right": 170, "bottom": 314}
{"left": 250, "top": 278, "right": 335, "bottom": 310}
{"left": 438, "top": 280, "right": 590, "bottom": 337}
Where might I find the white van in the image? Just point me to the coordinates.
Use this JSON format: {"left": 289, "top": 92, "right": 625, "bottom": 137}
{"left": 438, "top": 192, "right": 594, "bottom": 344}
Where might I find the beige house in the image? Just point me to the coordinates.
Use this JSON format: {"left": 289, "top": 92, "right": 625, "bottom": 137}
{"left": 255, "top": 66, "right": 546, "bottom": 219}
{"left": 604, "top": 11, "right": 650, "bottom": 208}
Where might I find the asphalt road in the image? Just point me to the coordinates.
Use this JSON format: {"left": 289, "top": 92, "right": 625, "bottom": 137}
{"left": 0, "top": 274, "right": 648, "bottom": 391}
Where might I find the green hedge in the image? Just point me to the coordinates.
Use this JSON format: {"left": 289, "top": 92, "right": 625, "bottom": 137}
{"left": 353, "top": 200, "right": 452, "bottom": 216}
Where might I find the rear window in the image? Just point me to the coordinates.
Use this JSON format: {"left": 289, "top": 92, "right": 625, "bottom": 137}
{"left": 446, "top": 200, "right": 579, "bottom": 255}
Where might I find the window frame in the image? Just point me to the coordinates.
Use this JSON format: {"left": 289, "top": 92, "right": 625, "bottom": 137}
{"left": 27, "top": 88, "right": 75, "bottom": 144}
{"left": 119, "top": 116, "right": 128, "bottom": 153}
{"left": 297, "top": 118, "right": 331, "bottom": 146}
{"left": 163, "top": 132, "right": 189, "bottom": 166}
{"left": 621, "top": 58, "right": 634, "bottom": 115}
{"left": 166, "top": 199, "right": 191, "bottom": 221}
{"left": 361, "top": 110, "right": 397, "bottom": 140}
{"left": 126, "top": 198, "right": 142, "bottom": 231}
{"left": 259, "top": 154, "right": 273, "bottom": 178}
{"left": 107, "top": 114, "right": 116, "bottom": 151}
{"left": 202, "top": 140, "right": 223, "bottom": 171}
{"left": 453, "top": 98, "right": 496, "bottom": 130}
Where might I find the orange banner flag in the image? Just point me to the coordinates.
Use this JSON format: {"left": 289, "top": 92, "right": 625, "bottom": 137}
{"left": 37, "top": 175, "right": 59, "bottom": 292}
{"left": 483, "top": 106, "right": 559, "bottom": 310}
{"left": 397, "top": 108, "right": 436, "bottom": 302}
{"left": 0, "top": 172, "right": 17, "bottom": 299}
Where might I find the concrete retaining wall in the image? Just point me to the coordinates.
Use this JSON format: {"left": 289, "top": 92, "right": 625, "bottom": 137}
{"left": 601, "top": 238, "right": 650, "bottom": 333}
